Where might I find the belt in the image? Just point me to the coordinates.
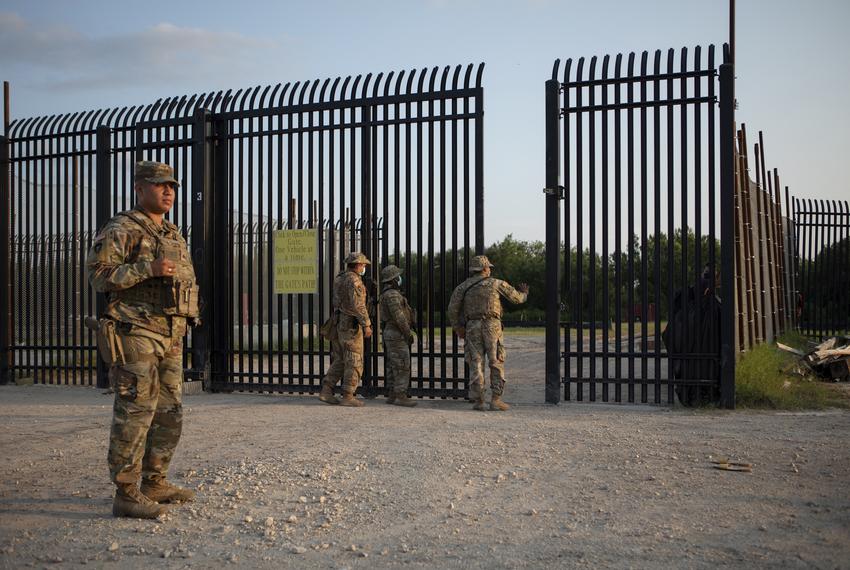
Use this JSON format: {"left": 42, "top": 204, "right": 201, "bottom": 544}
{"left": 466, "top": 314, "right": 499, "bottom": 321}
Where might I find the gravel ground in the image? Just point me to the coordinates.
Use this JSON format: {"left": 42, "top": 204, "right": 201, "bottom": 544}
{"left": 1, "top": 335, "right": 849, "bottom": 569}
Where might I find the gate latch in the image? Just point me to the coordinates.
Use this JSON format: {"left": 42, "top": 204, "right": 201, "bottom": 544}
{"left": 543, "top": 185, "right": 565, "bottom": 199}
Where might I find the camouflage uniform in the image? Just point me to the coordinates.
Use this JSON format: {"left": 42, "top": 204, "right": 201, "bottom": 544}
{"left": 86, "top": 163, "right": 199, "bottom": 492}
{"left": 448, "top": 256, "right": 527, "bottom": 406}
{"left": 378, "top": 265, "right": 416, "bottom": 405}
{"left": 321, "top": 253, "right": 371, "bottom": 398}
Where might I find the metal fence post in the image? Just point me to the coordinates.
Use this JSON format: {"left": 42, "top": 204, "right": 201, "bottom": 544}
{"left": 544, "top": 79, "right": 562, "bottom": 404}
{"left": 94, "top": 126, "right": 112, "bottom": 389}
{"left": 209, "top": 116, "right": 231, "bottom": 390}
{"left": 474, "top": 86, "right": 485, "bottom": 254}
{"left": 360, "top": 104, "right": 374, "bottom": 396}
{"left": 719, "top": 59, "right": 736, "bottom": 409}
{"left": 0, "top": 135, "right": 9, "bottom": 384}
{"left": 190, "top": 108, "right": 212, "bottom": 387}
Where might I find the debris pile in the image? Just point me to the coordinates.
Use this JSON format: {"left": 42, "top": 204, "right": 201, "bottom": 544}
{"left": 777, "top": 336, "right": 850, "bottom": 381}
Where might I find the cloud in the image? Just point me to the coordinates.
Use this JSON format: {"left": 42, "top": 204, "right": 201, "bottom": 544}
{"left": 0, "top": 12, "right": 277, "bottom": 92}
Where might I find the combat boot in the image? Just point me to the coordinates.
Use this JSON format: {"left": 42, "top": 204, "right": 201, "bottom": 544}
{"left": 319, "top": 384, "right": 339, "bottom": 405}
{"left": 472, "top": 397, "right": 486, "bottom": 411}
{"left": 391, "top": 393, "right": 417, "bottom": 407}
{"left": 113, "top": 484, "right": 169, "bottom": 519}
{"left": 385, "top": 393, "right": 396, "bottom": 405}
{"left": 339, "top": 393, "right": 364, "bottom": 407}
{"left": 490, "top": 395, "right": 511, "bottom": 411}
{"left": 140, "top": 478, "right": 196, "bottom": 503}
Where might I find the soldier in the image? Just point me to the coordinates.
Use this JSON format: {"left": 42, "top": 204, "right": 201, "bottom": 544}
{"left": 86, "top": 161, "right": 199, "bottom": 519}
{"left": 448, "top": 255, "right": 528, "bottom": 411}
{"left": 378, "top": 265, "right": 417, "bottom": 407}
{"left": 318, "top": 252, "right": 373, "bottom": 407}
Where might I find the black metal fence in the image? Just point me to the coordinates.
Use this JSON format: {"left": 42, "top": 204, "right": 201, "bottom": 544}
{"left": 0, "top": 63, "right": 485, "bottom": 399}
{"left": 792, "top": 198, "right": 850, "bottom": 339}
{"left": 544, "top": 44, "right": 736, "bottom": 407}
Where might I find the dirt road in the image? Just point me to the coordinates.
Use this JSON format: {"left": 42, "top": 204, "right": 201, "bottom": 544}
{"left": 1, "top": 378, "right": 848, "bottom": 569}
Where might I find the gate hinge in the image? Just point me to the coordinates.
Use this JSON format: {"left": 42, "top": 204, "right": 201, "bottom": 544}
{"left": 543, "top": 185, "right": 565, "bottom": 199}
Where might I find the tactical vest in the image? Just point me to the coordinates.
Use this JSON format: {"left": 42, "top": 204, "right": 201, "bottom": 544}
{"left": 111, "top": 211, "right": 200, "bottom": 319}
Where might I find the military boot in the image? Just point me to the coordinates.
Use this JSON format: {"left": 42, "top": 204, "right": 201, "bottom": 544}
{"left": 385, "top": 393, "right": 396, "bottom": 405}
{"left": 339, "top": 393, "right": 364, "bottom": 407}
{"left": 140, "top": 478, "right": 196, "bottom": 503}
{"left": 391, "top": 393, "right": 417, "bottom": 407}
{"left": 319, "top": 383, "right": 339, "bottom": 405}
{"left": 490, "top": 395, "right": 511, "bottom": 411}
{"left": 113, "top": 484, "right": 169, "bottom": 519}
{"left": 472, "top": 397, "right": 487, "bottom": 411}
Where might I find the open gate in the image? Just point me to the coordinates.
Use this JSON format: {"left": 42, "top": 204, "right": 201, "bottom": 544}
{"left": 543, "top": 45, "right": 735, "bottom": 407}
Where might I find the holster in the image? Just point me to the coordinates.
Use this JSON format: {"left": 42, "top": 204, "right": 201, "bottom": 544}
{"left": 93, "top": 318, "right": 125, "bottom": 367}
{"left": 319, "top": 311, "right": 340, "bottom": 341}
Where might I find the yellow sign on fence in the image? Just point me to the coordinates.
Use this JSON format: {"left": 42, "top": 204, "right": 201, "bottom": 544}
{"left": 273, "top": 229, "right": 318, "bottom": 295}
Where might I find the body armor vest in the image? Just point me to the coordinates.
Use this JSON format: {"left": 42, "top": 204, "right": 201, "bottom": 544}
{"left": 112, "top": 211, "right": 200, "bottom": 319}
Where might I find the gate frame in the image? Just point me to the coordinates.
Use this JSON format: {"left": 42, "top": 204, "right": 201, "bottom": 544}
{"left": 543, "top": 45, "right": 736, "bottom": 408}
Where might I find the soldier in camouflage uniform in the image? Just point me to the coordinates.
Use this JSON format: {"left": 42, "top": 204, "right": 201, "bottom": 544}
{"left": 378, "top": 265, "right": 417, "bottom": 407}
{"left": 86, "top": 161, "right": 199, "bottom": 518}
{"left": 448, "top": 255, "right": 528, "bottom": 411}
{"left": 318, "top": 252, "right": 373, "bottom": 407}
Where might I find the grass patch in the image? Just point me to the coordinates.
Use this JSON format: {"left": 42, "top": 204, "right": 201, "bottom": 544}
{"left": 736, "top": 333, "right": 849, "bottom": 410}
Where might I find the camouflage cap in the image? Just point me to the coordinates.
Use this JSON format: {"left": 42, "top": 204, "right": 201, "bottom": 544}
{"left": 135, "top": 161, "right": 179, "bottom": 187}
{"left": 469, "top": 255, "right": 495, "bottom": 272}
{"left": 344, "top": 251, "right": 371, "bottom": 265}
{"left": 380, "top": 264, "right": 402, "bottom": 283}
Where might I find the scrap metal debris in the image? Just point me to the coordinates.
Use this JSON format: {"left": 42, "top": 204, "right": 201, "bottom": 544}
{"left": 778, "top": 336, "right": 850, "bottom": 381}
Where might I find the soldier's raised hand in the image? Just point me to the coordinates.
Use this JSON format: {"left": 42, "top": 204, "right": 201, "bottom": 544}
{"left": 517, "top": 282, "right": 530, "bottom": 294}
{"left": 363, "top": 325, "right": 373, "bottom": 339}
{"left": 150, "top": 256, "right": 176, "bottom": 277}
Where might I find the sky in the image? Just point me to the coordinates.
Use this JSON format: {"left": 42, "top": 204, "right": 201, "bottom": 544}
{"left": 1, "top": 0, "right": 848, "bottom": 245}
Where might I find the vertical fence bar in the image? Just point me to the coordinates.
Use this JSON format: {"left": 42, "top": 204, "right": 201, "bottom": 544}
{"left": 665, "top": 49, "right": 675, "bottom": 404}
{"left": 0, "top": 135, "right": 9, "bottom": 384}
{"left": 545, "top": 79, "right": 561, "bottom": 404}
{"left": 733, "top": 132, "right": 746, "bottom": 351}
{"left": 601, "top": 56, "right": 611, "bottom": 403}
{"left": 773, "top": 170, "right": 787, "bottom": 333}
{"left": 739, "top": 127, "right": 756, "bottom": 346}
{"left": 588, "top": 57, "right": 597, "bottom": 402}
{"left": 474, "top": 84, "right": 484, "bottom": 254}
{"left": 692, "top": 48, "right": 703, "bottom": 382}
{"left": 614, "top": 54, "right": 623, "bottom": 403}
{"left": 563, "top": 61, "right": 573, "bottom": 402}
{"left": 426, "top": 85, "right": 435, "bottom": 389}
{"left": 210, "top": 116, "right": 231, "bottom": 389}
{"left": 94, "top": 125, "right": 112, "bottom": 389}
{"left": 638, "top": 52, "right": 648, "bottom": 402}
{"left": 576, "top": 58, "right": 585, "bottom": 402}
{"left": 652, "top": 51, "right": 662, "bottom": 404}
{"left": 753, "top": 142, "right": 767, "bottom": 342}
{"left": 361, "top": 103, "right": 373, "bottom": 393}
{"left": 785, "top": 186, "right": 795, "bottom": 329}
{"left": 719, "top": 58, "right": 736, "bottom": 409}
{"left": 190, "top": 109, "right": 212, "bottom": 386}
{"left": 627, "top": 52, "right": 636, "bottom": 403}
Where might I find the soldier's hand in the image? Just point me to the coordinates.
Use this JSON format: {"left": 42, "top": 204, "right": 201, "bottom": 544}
{"left": 455, "top": 326, "right": 466, "bottom": 339}
{"left": 150, "top": 256, "right": 176, "bottom": 277}
{"left": 363, "top": 326, "right": 373, "bottom": 339}
{"left": 517, "top": 282, "right": 529, "bottom": 294}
